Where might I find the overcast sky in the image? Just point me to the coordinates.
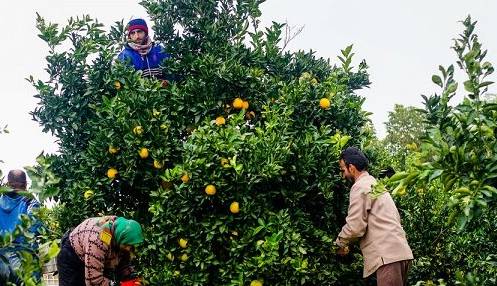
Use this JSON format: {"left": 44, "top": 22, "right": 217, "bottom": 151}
{"left": 1, "top": 0, "right": 496, "bottom": 174}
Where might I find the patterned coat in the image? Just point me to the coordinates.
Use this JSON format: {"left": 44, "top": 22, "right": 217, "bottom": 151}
{"left": 69, "top": 217, "right": 133, "bottom": 286}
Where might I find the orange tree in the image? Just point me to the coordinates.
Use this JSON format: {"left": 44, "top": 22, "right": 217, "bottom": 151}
{"left": 386, "top": 16, "right": 497, "bottom": 285}
{"left": 31, "top": 1, "right": 372, "bottom": 284}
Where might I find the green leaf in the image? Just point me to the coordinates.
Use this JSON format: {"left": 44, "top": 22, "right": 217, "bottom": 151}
{"left": 428, "top": 169, "right": 443, "bottom": 181}
{"left": 47, "top": 241, "right": 60, "bottom": 259}
{"left": 339, "top": 135, "right": 350, "bottom": 148}
{"left": 479, "top": 81, "right": 494, "bottom": 88}
{"left": 439, "top": 65, "right": 447, "bottom": 79}
{"left": 457, "top": 214, "right": 468, "bottom": 231}
{"left": 341, "top": 44, "right": 353, "bottom": 57}
{"left": 432, "top": 75, "right": 443, "bottom": 87}
{"left": 447, "top": 82, "right": 458, "bottom": 93}
{"left": 463, "top": 80, "right": 475, "bottom": 93}
{"left": 388, "top": 171, "right": 409, "bottom": 182}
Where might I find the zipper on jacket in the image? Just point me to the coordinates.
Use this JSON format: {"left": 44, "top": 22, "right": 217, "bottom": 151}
{"left": 145, "top": 55, "right": 151, "bottom": 77}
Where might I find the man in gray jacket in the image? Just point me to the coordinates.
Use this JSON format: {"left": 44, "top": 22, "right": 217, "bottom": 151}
{"left": 335, "top": 147, "right": 413, "bottom": 286}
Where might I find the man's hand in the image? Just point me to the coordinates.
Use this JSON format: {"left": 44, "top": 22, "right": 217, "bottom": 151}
{"left": 337, "top": 245, "right": 349, "bottom": 256}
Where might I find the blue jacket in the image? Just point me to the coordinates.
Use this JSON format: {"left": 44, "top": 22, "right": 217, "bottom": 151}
{"left": 117, "top": 43, "right": 170, "bottom": 79}
{"left": 0, "top": 192, "right": 41, "bottom": 283}
{"left": 0, "top": 192, "right": 40, "bottom": 242}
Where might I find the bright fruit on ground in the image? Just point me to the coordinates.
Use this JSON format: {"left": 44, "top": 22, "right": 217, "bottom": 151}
{"left": 114, "top": 81, "right": 121, "bottom": 90}
{"left": 181, "top": 173, "right": 190, "bottom": 184}
{"left": 133, "top": 125, "right": 144, "bottom": 135}
{"left": 205, "top": 184, "right": 216, "bottom": 195}
{"left": 179, "top": 238, "right": 188, "bottom": 248}
{"left": 215, "top": 116, "right": 226, "bottom": 126}
{"left": 108, "top": 146, "right": 119, "bottom": 154}
{"left": 232, "top": 98, "right": 244, "bottom": 109}
{"left": 230, "top": 201, "right": 240, "bottom": 214}
{"left": 138, "top": 147, "right": 149, "bottom": 159}
{"left": 84, "top": 190, "right": 94, "bottom": 200}
{"left": 319, "top": 98, "right": 331, "bottom": 109}
{"left": 242, "top": 100, "right": 249, "bottom": 110}
{"left": 107, "top": 168, "right": 118, "bottom": 179}
{"left": 153, "top": 160, "right": 163, "bottom": 169}
{"left": 250, "top": 280, "right": 263, "bottom": 286}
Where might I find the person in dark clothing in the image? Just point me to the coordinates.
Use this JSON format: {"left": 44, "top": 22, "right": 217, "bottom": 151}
{"left": 117, "top": 18, "right": 170, "bottom": 79}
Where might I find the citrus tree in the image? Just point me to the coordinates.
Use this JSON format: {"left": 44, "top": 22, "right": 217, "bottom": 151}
{"left": 31, "top": 0, "right": 373, "bottom": 284}
{"left": 387, "top": 16, "right": 497, "bottom": 285}
{"left": 388, "top": 15, "right": 497, "bottom": 230}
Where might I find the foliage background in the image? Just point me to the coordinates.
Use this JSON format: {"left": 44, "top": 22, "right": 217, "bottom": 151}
{"left": 383, "top": 16, "right": 497, "bottom": 285}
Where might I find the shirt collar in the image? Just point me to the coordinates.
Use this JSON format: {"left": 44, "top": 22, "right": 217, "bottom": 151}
{"left": 353, "top": 171, "right": 370, "bottom": 185}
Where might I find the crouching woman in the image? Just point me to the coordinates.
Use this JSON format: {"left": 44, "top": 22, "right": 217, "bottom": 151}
{"left": 56, "top": 216, "right": 143, "bottom": 286}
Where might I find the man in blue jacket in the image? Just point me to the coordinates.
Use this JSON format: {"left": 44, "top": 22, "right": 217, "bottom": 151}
{"left": 117, "top": 18, "right": 170, "bottom": 79}
{"left": 0, "top": 169, "right": 41, "bottom": 284}
{"left": 0, "top": 170, "right": 39, "bottom": 237}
